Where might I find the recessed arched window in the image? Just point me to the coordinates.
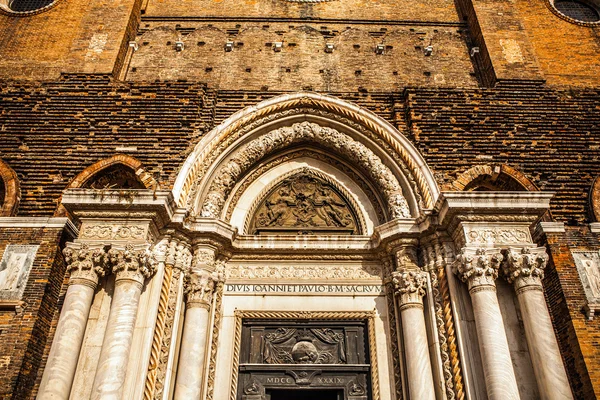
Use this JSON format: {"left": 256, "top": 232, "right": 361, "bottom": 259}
{"left": 1, "top": 0, "right": 56, "bottom": 13}
{"left": 554, "top": 0, "right": 600, "bottom": 22}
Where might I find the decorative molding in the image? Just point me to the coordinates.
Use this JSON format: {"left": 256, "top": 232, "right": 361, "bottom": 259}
{"left": 200, "top": 121, "right": 411, "bottom": 220}
{"left": 226, "top": 264, "right": 382, "bottom": 281}
{"left": 204, "top": 272, "right": 225, "bottom": 400}
{"left": 424, "top": 243, "right": 456, "bottom": 400}
{"left": 537, "top": 222, "right": 566, "bottom": 234}
{"left": 152, "top": 261, "right": 184, "bottom": 399}
{"left": 229, "top": 310, "right": 379, "bottom": 400}
{"left": 176, "top": 93, "right": 437, "bottom": 215}
{"left": 383, "top": 280, "right": 403, "bottom": 399}
{"left": 452, "top": 248, "right": 503, "bottom": 291}
{"left": 464, "top": 226, "right": 531, "bottom": 245}
{"left": 0, "top": 217, "right": 78, "bottom": 237}
{"left": 79, "top": 223, "right": 148, "bottom": 241}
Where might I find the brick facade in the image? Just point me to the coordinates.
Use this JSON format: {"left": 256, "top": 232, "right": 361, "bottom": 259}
{"left": 0, "top": 0, "right": 599, "bottom": 398}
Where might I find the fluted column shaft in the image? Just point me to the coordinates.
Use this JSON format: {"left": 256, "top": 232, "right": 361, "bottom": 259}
{"left": 91, "top": 244, "right": 156, "bottom": 400}
{"left": 174, "top": 247, "right": 223, "bottom": 400}
{"left": 504, "top": 247, "right": 573, "bottom": 400}
{"left": 454, "top": 248, "right": 520, "bottom": 400}
{"left": 392, "top": 268, "right": 436, "bottom": 400}
{"left": 37, "top": 244, "right": 108, "bottom": 400}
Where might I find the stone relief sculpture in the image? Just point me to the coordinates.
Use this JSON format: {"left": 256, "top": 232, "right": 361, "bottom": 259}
{"left": 263, "top": 328, "right": 347, "bottom": 365}
{"left": 573, "top": 251, "right": 600, "bottom": 318}
{"left": 250, "top": 172, "right": 358, "bottom": 234}
{"left": 0, "top": 245, "right": 39, "bottom": 301}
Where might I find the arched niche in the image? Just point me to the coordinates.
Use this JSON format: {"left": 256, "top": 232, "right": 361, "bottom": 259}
{"left": 173, "top": 93, "right": 439, "bottom": 223}
{"left": 0, "top": 159, "right": 20, "bottom": 217}
{"left": 448, "top": 164, "right": 538, "bottom": 192}
{"left": 67, "top": 155, "right": 158, "bottom": 190}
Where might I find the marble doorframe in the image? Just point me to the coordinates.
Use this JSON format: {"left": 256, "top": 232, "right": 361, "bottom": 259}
{"left": 228, "top": 310, "right": 380, "bottom": 400}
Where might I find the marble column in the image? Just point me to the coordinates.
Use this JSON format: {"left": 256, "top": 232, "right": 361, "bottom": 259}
{"left": 90, "top": 244, "right": 156, "bottom": 400}
{"left": 37, "top": 244, "right": 109, "bottom": 400}
{"left": 453, "top": 248, "right": 520, "bottom": 400}
{"left": 392, "top": 268, "right": 437, "bottom": 400}
{"left": 503, "top": 247, "right": 573, "bottom": 400}
{"left": 173, "top": 248, "right": 223, "bottom": 400}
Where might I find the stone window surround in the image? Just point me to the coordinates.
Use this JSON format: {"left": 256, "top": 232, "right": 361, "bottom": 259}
{"left": 0, "top": 0, "right": 60, "bottom": 15}
{"left": 545, "top": 0, "right": 600, "bottom": 26}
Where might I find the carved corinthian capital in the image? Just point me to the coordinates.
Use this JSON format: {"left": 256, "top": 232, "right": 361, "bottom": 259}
{"left": 108, "top": 244, "right": 157, "bottom": 285}
{"left": 503, "top": 247, "right": 548, "bottom": 294}
{"left": 184, "top": 268, "right": 224, "bottom": 309}
{"left": 453, "top": 248, "right": 503, "bottom": 292}
{"left": 63, "top": 243, "right": 110, "bottom": 288}
{"left": 392, "top": 269, "right": 428, "bottom": 309}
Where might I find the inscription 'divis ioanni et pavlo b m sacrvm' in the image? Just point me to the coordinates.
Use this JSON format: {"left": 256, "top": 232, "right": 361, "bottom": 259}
{"left": 225, "top": 284, "right": 384, "bottom": 294}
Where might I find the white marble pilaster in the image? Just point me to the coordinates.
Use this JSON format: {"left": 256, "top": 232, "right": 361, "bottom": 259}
{"left": 173, "top": 247, "right": 223, "bottom": 400}
{"left": 454, "top": 247, "right": 520, "bottom": 400}
{"left": 503, "top": 247, "right": 573, "bottom": 400}
{"left": 392, "top": 245, "right": 436, "bottom": 400}
{"left": 37, "top": 244, "right": 109, "bottom": 400}
{"left": 90, "top": 244, "right": 156, "bottom": 400}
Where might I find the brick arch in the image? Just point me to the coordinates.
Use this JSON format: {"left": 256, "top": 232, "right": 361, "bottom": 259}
{"left": 67, "top": 154, "right": 159, "bottom": 190}
{"left": 447, "top": 164, "right": 539, "bottom": 192}
{"left": 0, "top": 159, "right": 20, "bottom": 216}
{"left": 591, "top": 176, "right": 600, "bottom": 222}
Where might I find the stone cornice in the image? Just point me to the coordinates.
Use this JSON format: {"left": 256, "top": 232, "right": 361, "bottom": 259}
{"left": 61, "top": 189, "right": 176, "bottom": 229}
{"left": 0, "top": 217, "right": 78, "bottom": 238}
{"left": 436, "top": 191, "right": 554, "bottom": 228}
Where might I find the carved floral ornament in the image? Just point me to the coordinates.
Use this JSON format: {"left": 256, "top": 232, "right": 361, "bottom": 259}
{"left": 391, "top": 269, "right": 428, "bottom": 304}
{"left": 453, "top": 246, "right": 550, "bottom": 292}
{"left": 63, "top": 243, "right": 157, "bottom": 286}
{"left": 200, "top": 121, "right": 411, "bottom": 221}
{"left": 183, "top": 264, "right": 225, "bottom": 308}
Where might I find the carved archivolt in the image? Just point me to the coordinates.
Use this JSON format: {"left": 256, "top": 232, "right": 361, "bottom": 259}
{"left": 174, "top": 93, "right": 438, "bottom": 215}
{"left": 201, "top": 121, "right": 411, "bottom": 220}
{"left": 226, "top": 149, "right": 385, "bottom": 226}
{"left": 244, "top": 168, "right": 367, "bottom": 235}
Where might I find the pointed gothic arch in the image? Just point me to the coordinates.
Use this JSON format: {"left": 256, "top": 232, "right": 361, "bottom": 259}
{"left": 173, "top": 93, "right": 439, "bottom": 226}
{"left": 0, "top": 159, "right": 20, "bottom": 217}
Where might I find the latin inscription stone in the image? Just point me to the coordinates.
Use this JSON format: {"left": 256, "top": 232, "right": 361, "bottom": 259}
{"left": 225, "top": 283, "right": 384, "bottom": 294}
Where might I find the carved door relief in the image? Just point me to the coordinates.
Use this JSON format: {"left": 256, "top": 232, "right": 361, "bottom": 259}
{"left": 237, "top": 320, "right": 371, "bottom": 400}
